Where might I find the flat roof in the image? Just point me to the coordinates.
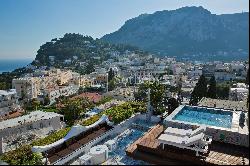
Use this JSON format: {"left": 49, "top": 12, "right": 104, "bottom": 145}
{"left": 198, "top": 97, "right": 248, "bottom": 111}
{"left": 0, "top": 110, "right": 63, "bottom": 130}
{"left": 0, "top": 89, "right": 16, "bottom": 96}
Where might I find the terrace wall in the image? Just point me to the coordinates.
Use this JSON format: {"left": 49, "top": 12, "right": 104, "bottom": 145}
{"left": 164, "top": 120, "right": 249, "bottom": 147}
{"left": 0, "top": 116, "right": 63, "bottom": 140}
{"left": 52, "top": 113, "right": 160, "bottom": 165}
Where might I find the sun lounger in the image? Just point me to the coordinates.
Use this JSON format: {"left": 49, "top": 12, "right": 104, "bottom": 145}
{"left": 158, "top": 132, "right": 211, "bottom": 156}
{"left": 164, "top": 125, "right": 206, "bottom": 137}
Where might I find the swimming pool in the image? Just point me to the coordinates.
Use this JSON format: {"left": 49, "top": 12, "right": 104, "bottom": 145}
{"left": 173, "top": 106, "right": 233, "bottom": 128}
{"left": 103, "top": 129, "right": 149, "bottom": 165}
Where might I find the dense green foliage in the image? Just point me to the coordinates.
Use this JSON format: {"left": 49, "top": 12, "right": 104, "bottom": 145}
{"left": 58, "top": 98, "right": 93, "bottom": 125}
{"left": 54, "top": 96, "right": 112, "bottom": 125}
{"left": 167, "top": 98, "right": 180, "bottom": 115}
{"left": 95, "top": 96, "right": 113, "bottom": 106}
{"left": 0, "top": 127, "right": 70, "bottom": 165}
{"left": 134, "top": 81, "right": 167, "bottom": 115}
{"left": 108, "top": 78, "right": 117, "bottom": 91}
{"left": 31, "top": 127, "right": 71, "bottom": 146}
{"left": 190, "top": 75, "right": 207, "bottom": 105}
{"left": 0, "top": 145, "right": 43, "bottom": 165}
{"left": 82, "top": 115, "right": 101, "bottom": 126}
{"left": 82, "top": 101, "right": 146, "bottom": 125}
{"left": 190, "top": 75, "right": 232, "bottom": 104}
{"left": 108, "top": 68, "right": 115, "bottom": 82}
{"left": 32, "top": 33, "right": 145, "bottom": 73}
{"left": 207, "top": 76, "right": 217, "bottom": 99}
{"left": 216, "top": 84, "right": 230, "bottom": 99}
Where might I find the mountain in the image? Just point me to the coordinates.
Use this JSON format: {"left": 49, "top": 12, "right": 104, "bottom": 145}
{"left": 33, "top": 33, "right": 145, "bottom": 68}
{"left": 102, "top": 6, "right": 249, "bottom": 61}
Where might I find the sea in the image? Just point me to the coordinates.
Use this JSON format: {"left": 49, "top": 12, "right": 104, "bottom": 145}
{"left": 0, "top": 59, "right": 33, "bottom": 74}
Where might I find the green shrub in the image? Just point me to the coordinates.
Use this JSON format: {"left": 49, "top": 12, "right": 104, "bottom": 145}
{"left": 1, "top": 127, "right": 71, "bottom": 165}
{"left": 81, "top": 101, "right": 146, "bottom": 126}
{"left": 31, "top": 127, "right": 71, "bottom": 146}
{"left": 96, "top": 96, "right": 113, "bottom": 106}
{"left": 82, "top": 115, "right": 101, "bottom": 126}
{"left": 0, "top": 145, "right": 43, "bottom": 165}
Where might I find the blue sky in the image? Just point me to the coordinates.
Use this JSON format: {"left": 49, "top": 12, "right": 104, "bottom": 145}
{"left": 0, "top": 0, "right": 249, "bottom": 60}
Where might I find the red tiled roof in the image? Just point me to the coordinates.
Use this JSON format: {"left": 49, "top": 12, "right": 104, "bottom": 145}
{"left": 70, "top": 92, "right": 102, "bottom": 103}
{"left": 0, "top": 110, "right": 24, "bottom": 121}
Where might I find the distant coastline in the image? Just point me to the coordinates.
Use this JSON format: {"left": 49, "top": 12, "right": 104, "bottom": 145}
{"left": 0, "top": 58, "right": 33, "bottom": 74}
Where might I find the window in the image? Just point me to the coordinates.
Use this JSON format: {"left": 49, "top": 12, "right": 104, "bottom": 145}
{"left": 40, "top": 123, "right": 43, "bottom": 128}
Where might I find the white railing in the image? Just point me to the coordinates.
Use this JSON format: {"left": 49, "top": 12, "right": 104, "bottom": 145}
{"left": 52, "top": 113, "right": 151, "bottom": 165}
{"left": 52, "top": 127, "right": 115, "bottom": 165}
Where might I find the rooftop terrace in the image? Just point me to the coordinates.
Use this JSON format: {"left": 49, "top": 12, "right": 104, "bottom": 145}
{"left": 126, "top": 124, "right": 249, "bottom": 165}
{"left": 198, "top": 97, "right": 248, "bottom": 112}
{"left": 0, "top": 111, "right": 63, "bottom": 130}
{"left": 46, "top": 122, "right": 113, "bottom": 164}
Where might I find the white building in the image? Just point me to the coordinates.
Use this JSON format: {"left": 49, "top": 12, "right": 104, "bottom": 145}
{"left": 12, "top": 69, "right": 75, "bottom": 101}
{"left": 12, "top": 77, "right": 41, "bottom": 100}
{"left": 0, "top": 89, "right": 18, "bottom": 109}
{"left": 43, "top": 85, "right": 78, "bottom": 104}
{"left": 229, "top": 83, "right": 249, "bottom": 101}
{"left": 230, "top": 63, "right": 245, "bottom": 73}
{"left": 214, "top": 70, "right": 236, "bottom": 82}
{"left": 171, "top": 64, "right": 186, "bottom": 75}
{"left": 0, "top": 89, "right": 22, "bottom": 120}
{"left": 0, "top": 111, "right": 64, "bottom": 153}
{"left": 0, "top": 111, "right": 64, "bottom": 139}
{"left": 64, "top": 59, "right": 72, "bottom": 64}
{"left": 188, "top": 68, "right": 202, "bottom": 79}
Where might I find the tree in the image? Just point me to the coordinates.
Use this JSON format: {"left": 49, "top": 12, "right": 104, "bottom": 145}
{"left": 62, "top": 100, "right": 82, "bottom": 125}
{"left": 108, "top": 68, "right": 115, "bottom": 82}
{"left": 84, "top": 61, "right": 95, "bottom": 74}
{"left": 78, "top": 86, "right": 85, "bottom": 94}
{"left": 108, "top": 78, "right": 116, "bottom": 91}
{"left": 0, "top": 82, "right": 7, "bottom": 90}
{"left": 177, "top": 77, "right": 182, "bottom": 95}
{"left": 21, "top": 90, "right": 26, "bottom": 100}
{"left": 44, "top": 95, "right": 50, "bottom": 105}
{"left": 189, "top": 75, "right": 207, "bottom": 105}
{"left": 134, "top": 81, "right": 166, "bottom": 115}
{"left": 216, "top": 85, "right": 229, "bottom": 99}
{"left": 165, "top": 68, "right": 173, "bottom": 75}
{"left": 168, "top": 98, "right": 179, "bottom": 115}
{"left": 207, "top": 76, "right": 217, "bottom": 99}
{"left": 32, "top": 99, "right": 41, "bottom": 110}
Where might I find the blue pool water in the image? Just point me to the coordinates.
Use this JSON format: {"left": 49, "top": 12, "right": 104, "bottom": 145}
{"left": 109, "top": 129, "right": 149, "bottom": 165}
{"left": 173, "top": 106, "right": 233, "bottom": 128}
